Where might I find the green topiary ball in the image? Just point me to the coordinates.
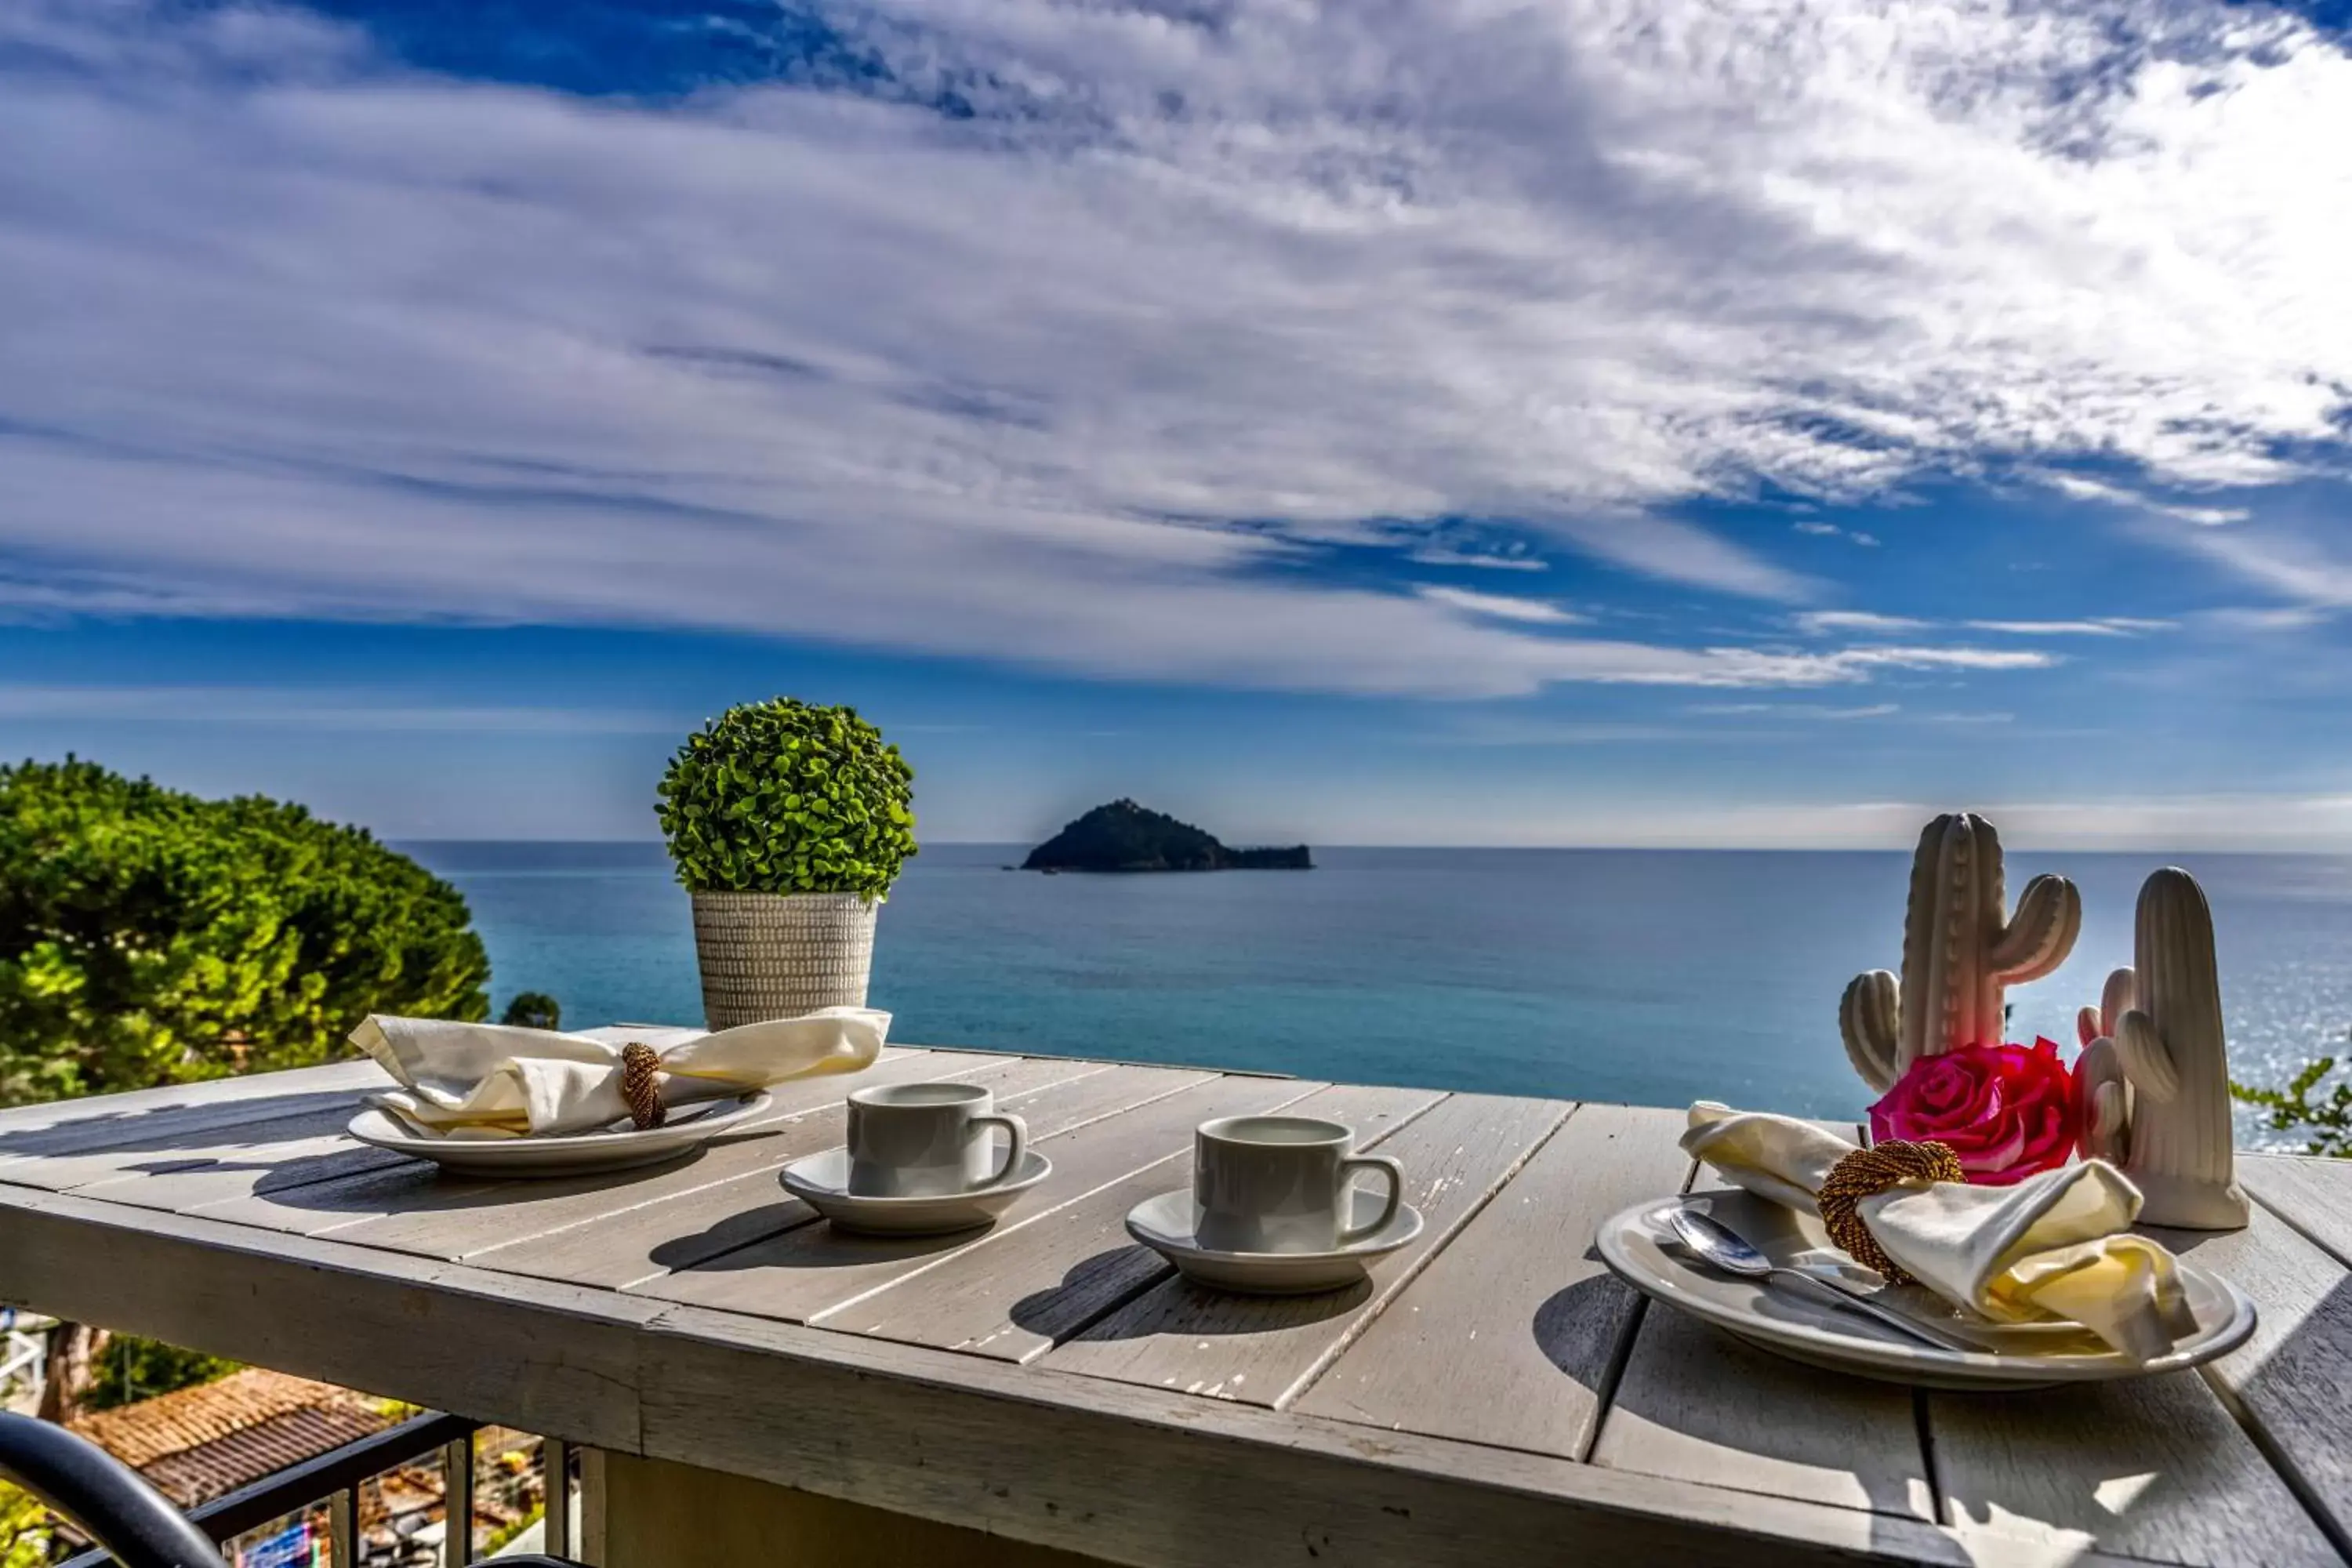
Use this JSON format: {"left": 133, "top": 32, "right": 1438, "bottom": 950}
{"left": 656, "top": 699, "right": 917, "bottom": 899}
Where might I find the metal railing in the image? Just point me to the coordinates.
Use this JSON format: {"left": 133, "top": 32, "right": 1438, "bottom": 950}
{"left": 0, "top": 1309, "right": 49, "bottom": 1396}
{"left": 52, "top": 1410, "right": 577, "bottom": 1568}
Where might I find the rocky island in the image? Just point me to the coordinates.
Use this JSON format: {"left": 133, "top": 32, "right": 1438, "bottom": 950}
{"left": 1022, "top": 799, "right": 1312, "bottom": 872}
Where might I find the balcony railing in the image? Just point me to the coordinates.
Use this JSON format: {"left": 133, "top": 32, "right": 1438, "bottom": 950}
{"left": 48, "top": 1410, "right": 576, "bottom": 1568}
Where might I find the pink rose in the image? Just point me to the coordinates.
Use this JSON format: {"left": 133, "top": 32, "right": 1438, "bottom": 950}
{"left": 1867, "top": 1038, "right": 2078, "bottom": 1185}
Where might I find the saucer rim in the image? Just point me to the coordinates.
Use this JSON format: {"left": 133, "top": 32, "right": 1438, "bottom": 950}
{"left": 1123, "top": 1185, "right": 1426, "bottom": 1265}
{"left": 780, "top": 1146, "right": 1054, "bottom": 1207}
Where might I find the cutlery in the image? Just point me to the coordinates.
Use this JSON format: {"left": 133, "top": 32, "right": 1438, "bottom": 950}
{"left": 1666, "top": 1204, "right": 1976, "bottom": 1352}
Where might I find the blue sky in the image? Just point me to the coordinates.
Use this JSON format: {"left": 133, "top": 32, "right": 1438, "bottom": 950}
{"left": 4, "top": 0, "right": 2352, "bottom": 846}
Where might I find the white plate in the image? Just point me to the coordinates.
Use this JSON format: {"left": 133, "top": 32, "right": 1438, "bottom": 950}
{"left": 1596, "top": 1189, "right": 2257, "bottom": 1390}
{"left": 347, "top": 1092, "right": 773, "bottom": 1178}
{"left": 782, "top": 1148, "right": 1053, "bottom": 1235}
{"left": 1125, "top": 1188, "right": 1425, "bottom": 1296}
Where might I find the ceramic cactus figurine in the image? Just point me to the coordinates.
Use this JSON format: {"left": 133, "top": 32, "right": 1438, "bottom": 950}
{"left": 2073, "top": 868, "right": 2249, "bottom": 1229}
{"left": 1840, "top": 812, "right": 2081, "bottom": 1093}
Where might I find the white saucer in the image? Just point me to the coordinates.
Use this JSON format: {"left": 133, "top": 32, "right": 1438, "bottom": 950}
{"left": 1124, "top": 1188, "right": 1425, "bottom": 1296}
{"left": 1595, "top": 1190, "right": 2257, "bottom": 1391}
{"left": 781, "top": 1148, "right": 1053, "bottom": 1235}
{"left": 346, "top": 1092, "right": 773, "bottom": 1178}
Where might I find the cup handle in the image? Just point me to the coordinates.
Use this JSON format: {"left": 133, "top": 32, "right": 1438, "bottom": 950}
{"left": 970, "top": 1112, "right": 1028, "bottom": 1189}
{"left": 1338, "top": 1156, "right": 1404, "bottom": 1244}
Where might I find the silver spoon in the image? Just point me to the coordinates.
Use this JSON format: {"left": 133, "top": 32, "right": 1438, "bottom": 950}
{"left": 1666, "top": 1205, "right": 1975, "bottom": 1352}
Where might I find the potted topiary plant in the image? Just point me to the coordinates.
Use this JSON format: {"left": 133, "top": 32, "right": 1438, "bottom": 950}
{"left": 656, "top": 699, "right": 917, "bottom": 1029}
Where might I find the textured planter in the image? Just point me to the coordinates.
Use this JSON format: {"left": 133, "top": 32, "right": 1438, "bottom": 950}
{"left": 690, "top": 891, "right": 877, "bottom": 1029}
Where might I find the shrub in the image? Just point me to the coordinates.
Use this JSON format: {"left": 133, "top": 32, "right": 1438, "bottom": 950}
{"left": 0, "top": 757, "right": 490, "bottom": 1106}
{"left": 500, "top": 991, "right": 563, "bottom": 1031}
{"left": 655, "top": 699, "right": 916, "bottom": 898}
{"left": 2234, "top": 1057, "right": 2352, "bottom": 1158}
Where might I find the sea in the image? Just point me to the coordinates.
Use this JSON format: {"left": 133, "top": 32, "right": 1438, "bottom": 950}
{"left": 400, "top": 842, "right": 2352, "bottom": 1142}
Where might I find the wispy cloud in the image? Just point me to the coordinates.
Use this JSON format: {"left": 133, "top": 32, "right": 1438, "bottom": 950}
{"left": 1403, "top": 546, "right": 1547, "bottom": 573}
{"left": 1792, "top": 521, "right": 1880, "bottom": 547}
{"left": 1798, "top": 611, "right": 2169, "bottom": 639}
{"left": 2171, "top": 528, "right": 2352, "bottom": 612}
{"left": 3, "top": 0, "right": 2347, "bottom": 697}
{"left": 1962, "top": 619, "right": 2173, "bottom": 636}
{"left": 1414, "top": 586, "right": 1586, "bottom": 626}
{"left": 0, "top": 684, "right": 680, "bottom": 733}
{"left": 1688, "top": 701, "right": 1900, "bottom": 719}
{"left": 1793, "top": 611, "right": 1933, "bottom": 636}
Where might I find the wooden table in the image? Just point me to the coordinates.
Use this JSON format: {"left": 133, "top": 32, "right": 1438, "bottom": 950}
{"left": 4, "top": 1033, "right": 2350, "bottom": 1567}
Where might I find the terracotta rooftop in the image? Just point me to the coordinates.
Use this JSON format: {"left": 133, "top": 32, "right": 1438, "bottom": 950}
{"left": 68, "top": 1368, "right": 397, "bottom": 1508}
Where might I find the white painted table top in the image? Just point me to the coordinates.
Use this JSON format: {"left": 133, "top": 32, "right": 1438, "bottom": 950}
{"left": 3, "top": 1030, "right": 2348, "bottom": 1567}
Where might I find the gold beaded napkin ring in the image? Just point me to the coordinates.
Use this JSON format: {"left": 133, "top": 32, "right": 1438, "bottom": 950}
{"left": 619, "top": 1041, "right": 666, "bottom": 1130}
{"left": 1817, "top": 1139, "right": 1964, "bottom": 1284}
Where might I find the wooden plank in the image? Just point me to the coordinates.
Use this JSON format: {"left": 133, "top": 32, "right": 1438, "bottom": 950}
{"left": 644, "top": 1074, "right": 1352, "bottom": 1330}
{"left": 0, "top": 1061, "right": 390, "bottom": 1166}
{"left": 1586, "top": 1114, "right": 1935, "bottom": 1524}
{"left": 41, "top": 1108, "right": 415, "bottom": 1208}
{"left": 0, "top": 1173, "right": 2152, "bottom": 1568}
{"left": 633, "top": 1073, "right": 1335, "bottom": 1319}
{"left": 0, "top": 1185, "right": 659, "bottom": 1452}
{"left": 1928, "top": 1372, "right": 2336, "bottom": 1566}
{"left": 2157, "top": 1209, "right": 2352, "bottom": 1561}
{"left": 179, "top": 1047, "right": 1003, "bottom": 1238}
{"left": 1038, "top": 1091, "right": 1569, "bottom": 1408}
{"left": 641, "top": 1300, "right": 2024, "bottom": 1568}
{"left": 1293, "top": 1102, "right": 1691, "bottom": 1460}
{"left": 816, "top": 1083, "right": 1441, "bottom": 1361}
{"left": 318, "top": 1055, "right": 1098, "bottom": 1262}
{"left": 483, "top": 1064, "right": 1218, "bottom": 1291}
{"left": 1592, "top": 1293, "right": 1935, "bottom": 1521}
{"left": 2239, "top": 1153, "right": 2352, "bottom": 1268}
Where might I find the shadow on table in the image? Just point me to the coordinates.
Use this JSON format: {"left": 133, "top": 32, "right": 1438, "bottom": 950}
{"left": 0, "top": 1089, "right": 376, "bottom": 1163}
{"left": 1927, "top": 1228, "right": 2352, "bottom": 1561}
{"left": 646, "top": 1206, "right": 974, "bottom": 1276}
{"left": 1530, "top": 1267, "right": 1637, "bottom": 1393}
{"left": 1010, "top": 1244, "right": 1369, "bottom": 1344}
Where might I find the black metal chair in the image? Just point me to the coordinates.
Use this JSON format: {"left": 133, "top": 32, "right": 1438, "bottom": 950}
{"left": 0, "top": 1410, "right": 584, "bottom": 1568}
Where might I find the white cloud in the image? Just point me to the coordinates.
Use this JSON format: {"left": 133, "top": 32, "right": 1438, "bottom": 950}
{"left": 0, "top": 684, "right": 679, "bottom": 733}
{"left": 1457, "top": 794, "right": 2352, "bottom": 850}
{"left": 1962, "top": 618, "right": 2173, "bottom": 636}
{"left": 1793, "top": 611, "right": 1933, "bottom": 635}
{"left": 1414, "top": 585, "right": 1586, "bottom": 625}
{"left": 1792, "top": 521, "right": 1880, "bottom": 546}
{"left": 3, "top": 0, "right": 2348, "bottom": 695}
{"left": 1689, "top": 701, "right": 1900, "bottom": 719}
{"left": 2171, "top": 528, "right": 2352, "bottom": 610}
{"left": 1404, "top": 547, "right": 1547, "bottom": 572}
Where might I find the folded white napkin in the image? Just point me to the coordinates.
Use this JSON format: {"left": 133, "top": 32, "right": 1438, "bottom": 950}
{"left": 354, "top": 1010, "right": 888, "bottom": 1138}
{"left": 1682, "top": 1103, "right": 2197, "bottom": 1360}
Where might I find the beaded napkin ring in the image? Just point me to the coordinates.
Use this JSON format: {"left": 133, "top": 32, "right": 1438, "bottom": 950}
{"left": 619, "top": 1042, "right": 666, "bottom": 1131}
{"left": 1817, "top": 1139, "right": 1964, "bottom": 1284}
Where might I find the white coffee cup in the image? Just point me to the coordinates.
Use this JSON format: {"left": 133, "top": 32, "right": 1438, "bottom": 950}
{"left": 846, "top": 1083, "right": 1027, "bottom": 1197}
{"left": 1192, "top": 1115, "right": 1403, "bottom": 1254}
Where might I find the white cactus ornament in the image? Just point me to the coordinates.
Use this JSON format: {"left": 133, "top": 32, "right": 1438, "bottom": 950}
{"left": 1841, "top": 812, "right": 2082, "bottom": 1094}
{"left": 2074, "top": 867, "right": 2249, "bottom": 1231}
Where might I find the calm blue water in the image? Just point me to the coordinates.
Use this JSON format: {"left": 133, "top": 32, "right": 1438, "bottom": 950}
{"left": 400, "top": 843, "right": 2352, "bottom": 1134}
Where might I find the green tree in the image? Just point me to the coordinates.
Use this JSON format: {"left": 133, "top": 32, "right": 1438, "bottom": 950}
{"left": 499, "top": 992, "right": 563, "bottom": 1031}
{"left": 0, "top": 1480, "right": 54, "bottom": 1568}
{"left": 0, "top": 757, "right": 490, "bottom": 1107}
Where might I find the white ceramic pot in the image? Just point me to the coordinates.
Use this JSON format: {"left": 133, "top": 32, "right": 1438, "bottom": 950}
{"left": 689, "top": 891, "right": 877, "bottom": 1029}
